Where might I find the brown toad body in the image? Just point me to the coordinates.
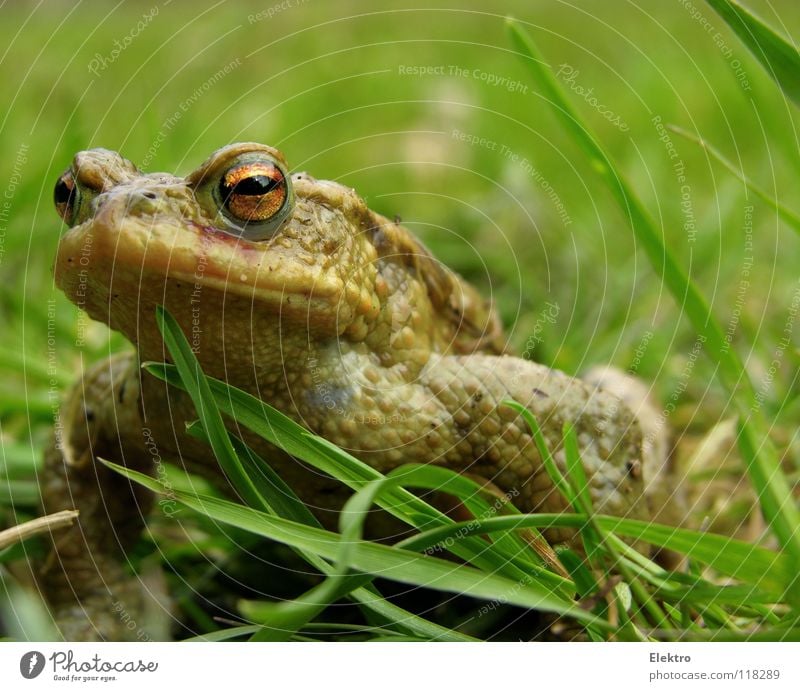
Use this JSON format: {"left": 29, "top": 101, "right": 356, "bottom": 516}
{"left": 43, "top": 143, "right": 662, "bottom": 640}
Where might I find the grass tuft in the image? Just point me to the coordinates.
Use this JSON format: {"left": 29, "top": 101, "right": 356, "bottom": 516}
{"left": 98, "top": 305, "right": 799, "bottom": 640}
{"left": 506, "top": 15, "right": 800, "bottom": 575}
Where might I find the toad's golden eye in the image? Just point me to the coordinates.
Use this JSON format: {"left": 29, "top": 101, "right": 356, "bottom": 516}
{"left": 197, "top": 149, "right": 295, "bottom": 240}
{"left": 219, "top": 161, "right": 288, "bottom": 224}
{"left": 54, "top": 169, "right": 79, "bottom": 224}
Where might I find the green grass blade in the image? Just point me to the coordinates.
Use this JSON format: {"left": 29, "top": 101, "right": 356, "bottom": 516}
{"left": 562, "top": 422, "right": 592, "bottom": 516}
{"left": 190, "top": 429, "right": 364, "bottom": 641}
{"left": 151, "top": 450, "right": 472, "bottom": 640}
{"left": 557, "top": 548, "right": 599, "bottom": 598}
{"left": 101, "top": 460, "right": 606, "bottom": 629}
{"left": 397, "top": 513, "right": 791, "bottom": 596}
{"left": 144, "top": 363, "right": 431, "bottom": 518}
{"left": 668, "top": 124, "right": 800, "bottom": 235}
{"left": 505, "top": 18, "right": 742, "bottom": 393}
{"left": 0, "top": 480, "right": 39, "bottom": 507}
{"left": 186, "top": 421, "right": 320, "bottom": 528}
{"left": 705, "top": 0, "right": 800, "bottom": 106}
{"left": 0, "top": 571, "right": 57, "bottom": 641}
{"left": 736, "top": 420, "right": 800, "bottom": 604}
{"left": 154, "top": 311, "right": 472, "bottom": 641}
{"left": 153, "top": 306, "right": 270, "bottom": 513}
{"left": 242, "top": 571, "right": 372, "bottom": 642}
{"left": 347, "top": 591, "right": 475, "bottom": 642}
{"left": 144, "top": 361, "right": 548, "bottom": 583}
{"left": 354, "top": 467, "right": 571, "bottom": 594}
{"left": 506, "top": 18, "right": 800, "bottom": 565}
{"left": 561, "top": 422, "right": 605, "bottom": 562}
{"left": 543, "top": 422, "right": 668, "bottom": 629}
{"left": 653, "top": 626, "right": 800, "bottom": 642}
{"left": 184, "top": 625, "right": 261, "bottom": 642}
{"left": 596, "top": 516, "right": 793, "bottom": 596}
{"left": 384, "top": 463, "right": 562, "bottom": 578}
{"left": 503, "top": 401, "right": 575, "bottom": 506}
{"left": 0, "top": 441, "right": 40, "bottom": 478}
{"left": 657, "top": 583, "right": 784, "bottom": 607}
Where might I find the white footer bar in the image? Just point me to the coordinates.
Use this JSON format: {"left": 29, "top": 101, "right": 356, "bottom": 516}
{"left": 0, "top": 642, "right": 797, "bottom": 690}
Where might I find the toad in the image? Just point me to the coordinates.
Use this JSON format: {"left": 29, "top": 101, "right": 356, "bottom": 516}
{"left": 42, "top": 143, "right": 664, "bottom": 640}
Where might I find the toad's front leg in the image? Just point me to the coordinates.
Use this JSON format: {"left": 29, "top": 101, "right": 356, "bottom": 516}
{"left": 39, "top": 352, "right": 164, "bottom": 641}
{"left": 420, "top": 354, "right": 651, "bottom": 532}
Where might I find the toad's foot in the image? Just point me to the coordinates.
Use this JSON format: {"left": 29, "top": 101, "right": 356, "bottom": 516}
{"left": 39, "top": 353, "right": 167, "bottom": 641}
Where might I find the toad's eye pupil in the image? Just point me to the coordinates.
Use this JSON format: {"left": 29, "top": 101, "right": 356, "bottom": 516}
{"left": 54, "top": 178, "right": 75, "bottom": 206}
{"left": 229, "top": 175, "right": 279, "bottom": 196}
{"left": 218, "top": 161, "right": 289, "bottom": 226}
{"left": 54, "top": 172, "right": 78, "bottom": 223}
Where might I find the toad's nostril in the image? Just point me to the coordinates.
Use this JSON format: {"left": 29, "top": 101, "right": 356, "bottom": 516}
{"left": 143, "top": 192, "right": 157, "bottom": 200}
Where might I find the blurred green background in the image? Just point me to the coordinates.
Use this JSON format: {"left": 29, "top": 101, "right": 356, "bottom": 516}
{"left": 1, "top": 0, "right": 799, "bottom": 638}
{"left": 3, "top": 0, "right": 800, "bottom": 376}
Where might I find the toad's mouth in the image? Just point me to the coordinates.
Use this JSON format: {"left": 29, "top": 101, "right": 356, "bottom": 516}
{"left": 55, "top": 209, "right": 350, "bottom": 336}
